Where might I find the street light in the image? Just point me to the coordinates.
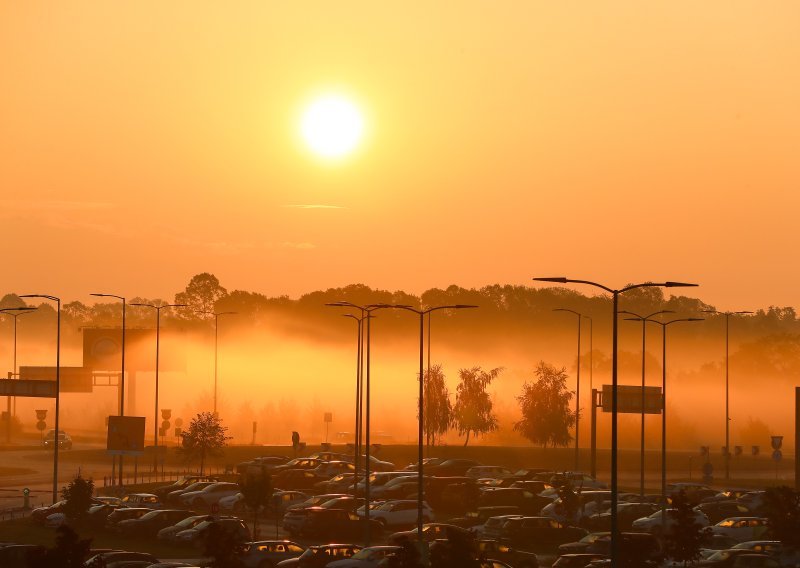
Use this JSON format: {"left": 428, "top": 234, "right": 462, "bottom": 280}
{"left": 702, "top": 309, "right": 753, "bottom": 480}
{"left": 553, "top": 308, "right": 585, "bottom": 471}
{"left": 197, "top": 311, "right": 236, "bottom": 415}
{"left": 533, "top": 277, "right": 698, "bottom": 564}
{"left": 0, "top": 307, "right": 37, "bottom": 443}
{"left": 642, "top": 316, "right": 703, "bottom": 522}
{"left": 618, "top": 309, "right": 675, "bottom": 498}
{"left": 391, "top": 303, "right": 478, "bottom": 548}
{"left": 584, "top": 314, "right": 596, "bottom": 478}
{"left": 340, "top": 313, "right": 365, "bottom": 500}
{"left": 130, "top": 302, "right": 186, "bottom": 471}
{"left": 19, "top": 294, "right": 61, "bottom": 504}
{"left": 325, "top": 301, "right": 395, "bottom": 546}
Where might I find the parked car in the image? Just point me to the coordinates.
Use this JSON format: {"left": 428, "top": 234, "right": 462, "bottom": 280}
{"left": 43, "top": 429, "right": 73, "bottom": 450}
{"left": 119, "top": 493, "right": 161, "bottom": 509}
{"left": 274, "top": 544, "right": 362, "bottom": 567}
{"left": 84, "top": 551, "right": 159, "bottom": 567}
{"left": 165, "top": 481, "right": 217, "bottom": 504}
{"left": 389, "top": 523, "right": 473, "bottom": 544}
{"left": 466, "top": 466, "right": 515, "bottom": 481}
{"left": 481, "top": 514, "right": 526, "bottom": 541}
{"left": 698, "top": 548, "right": 775, "bottom": 566}
{"left": 178, "top": 482, "right": 241, "bottom": 509}
{"left": 355, "top": 472, "right": 414, "bottom": 495}
{"left": 696, "top": 501, "right": 754, "bottom": 524}
{"left": 631, "top": 508, "right": 710, "bottom": 534}
{"left": 478, "top": 487, "right": 551, "bottom": 515}
{"left": 476, "top": 539, "right": 539, "bottom": 568}
{"left": 403, "top": 457, "right": 448, "bottom": 472}
{"left": 272, "top": 469, "right": 326, "bottom": 491}
{"left": 498, "top": 516, "right": 588, "bottom": 549}
{"left": 154, "top": 475, "right": 218, "bottom": 500}
{"left": 314, "top": 473, "right": 357, "bottom": 494}
{"left": 0, "top": 544, "right": 46, "bottom": 568}
{"left": 356, "top": 500, "right": 434, "bottom": 527}
{"left": 585, "top": 502, "right": 660, "bottom": 531}
{"left": 551, "top": 554, "right": 607, "bottom": 567}
{"left": 241, "top": 540, "right": 305, "bottom": 568}
{"left": 236, "top": 455, "right": 291, "bottom": 474}
{"left": 425, "top": 459, "right": 482, "bottom": 477}
{"left": 709, "top": 517, "right": 769, "bottom": 543}
{"left": 327, "top": 545, "right": 402, "bottom": 567}
{"left": 558, "top": 532, "right": 610, "bottom": 555}
{"left": 115, "top": 509, "right": 197, "bottom": 537}
{"left": 311, "top": 460, "right": 357, "bottom": 478}
{"left": 106, "top": 508, "right": 151, "bottom": 530}
{"left": 299, "top": 508, "right": 382, "bottom": 540}
{"left": 174, "top": 517, "right": 250, "bottom": 546}
{"left": 549, "top": 473, "right": 607, "bottom": 490}
{"left": 270, "top": 458, "right": 324, "bottom": 474}
{"left": 157, "top": 514, "right": 212, "bottom": 543}
{"left": 271, "top": 491, "right": 311, "bottom": 514}
{"left": 451, "top": 506, "right": 521, "bottom": 534}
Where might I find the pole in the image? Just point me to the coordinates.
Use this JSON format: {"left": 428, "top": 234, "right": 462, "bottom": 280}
{"left": 640, "top": 319, "right": 646, "bottom": 498}
{"left": 661, "top": 324, "right": 667, "bottom": 525}
{"left": 610, "top": 291, "right": 619, "bottom": 565}
{"left": 575, "top": 316, "right": 581, "bottom": 472}
{"left": 795, "top": 387, "right": 800, "bottom": 491}
{"left": 364, "top": 311, "right": 372, "bottom": 546}
{"left": 352, "top": 317, "right": 362, "bottom": 499}
{"left": 214, "top": 314, "right": 219, "bottom": 415}
{"left": 154, "top": 308, "right": 161, "bottom": 473}
{"left": 53, "top": 299, "right": 61, "bottom": 504}
{"left": 725, "top": 314, "right": 730, "bottom": 481}
{"left": 417, "top": 311, "right": 424, "bottom": 549}
{"left": 119, "top": 298, "right": 126, "bottom": 488}
{"left": 590, "top": 388, "right": 597, "bottom": 479}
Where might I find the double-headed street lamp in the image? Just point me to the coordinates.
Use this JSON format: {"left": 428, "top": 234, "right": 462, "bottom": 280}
{"left": 326, "top": 301, "right": 394, "bottom": 545}
{"left": 19, "top": 294, "right": 61, "bottom": 504}
{"left": 618, "top": 309, "right": 675, "bottom": 498}
{"left": 341, "top": 313, "right": 367, "bottom": 499}
{"left": 553, "top": 308, "right": 584, "bottom": 471}
{"left": 0, "top": 307, "right": 37, "bottom": 443}
{"left": 642, "top": 316, "right": 703, "bottom": 522}
{"left": 130, "top": 302, "right": 186, "bottom": 471}
{"left": 197, "top": 311, "right": 236, "bottom": 415}
{"left": 391, "top": 304, "right": 477, "bottom": 547}
{"left": 533, "top": 278, "right": 698, "bottom": 565}
{"left": 702, "top": 309, "right": 753, "bottom": 480}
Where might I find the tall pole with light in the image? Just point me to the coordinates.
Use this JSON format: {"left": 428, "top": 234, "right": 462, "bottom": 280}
{"left": 198, "top": 311, "right": 236, "bottom": 415}
{"left": 641, "top": 316, "right": 703, "bottom": 523}
{"left": 326, "top": 301, "right": 394, "bottom": 545}
{"left": 19, "top": 294, "right": 62, "bottom": 504}
{"left": 0, "top": 307, "right": 37, "bottom": 443}
{"left": 341, "top": 312, "right": 365, "bottom": 499}
{"left": 90, "top": 293, "right": 127, "bottom": 487}
{"left": 553, "top": 308, "right": 584, "bottom": 471}
{"left": 584, "top": 314, "right": 596, "bottom": 478}
{"left": 533, "top": 278, "right": 697, "bottom": 565}
{"left": 392, "top": 303, "right": 478, "bottom": 549}
{"left": 618, "top": 309, "right": 674, "bottom": 498}
{"left": 130, "top": 302, "right": 186, "bottom": 471}
{"left": 702, "top": 309, "right": 753, "bottom": 480}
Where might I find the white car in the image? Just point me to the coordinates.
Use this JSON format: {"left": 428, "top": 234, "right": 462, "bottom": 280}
{"left": 217, "top": 492, "right": 245, "bottom": 512}
{"left": 710, "top": 517, "right": 769, "bottom": 542}
{"left": 356, "top": 500, "right": 434, "bottom": 527}
{"left": 631, "top": 508, "right": 710, "bottom": 534}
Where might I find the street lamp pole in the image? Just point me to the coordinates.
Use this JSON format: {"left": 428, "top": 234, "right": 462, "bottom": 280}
{"left": 702, "top": 309, "right": 753, "bottom": 480}
{"left": 392, "top": 304, "right": 478, "bottom": 549}
{"left": 584, "top": 315, "right": 596, "bottom": 478}
{"left": 326, "top": 301, "right": 394, "bottom": 546}
{"left": 0, "top": 307, "right": 36, "bottom": 443}
{"left": 553, "top": 308, "right": 584, "bottom": 471}
{"left": 91, "top": 294, "right": 127, "bottom": 487}
{"left": 642, "top": 317, "right": 703, "bottom": 524}
{"left": 20, "top": 294, "right": 61, "bottom": 504}
{"left": 533, "top": 278, "right": 697, "bottom": 565}
{"left": 341, "top": 313, "right": 364, "bottom": 499}
{"left": 618, "top": 309, "right": 675, "bottom": 498}
{"left": 198, "top": 311, "right": 236, "bottom": 416}
{"left": 131, "top": 302, "right": 186, "bottom": 472}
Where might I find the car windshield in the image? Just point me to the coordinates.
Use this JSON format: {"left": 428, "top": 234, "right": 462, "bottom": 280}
{"left": 174, "top": 515, "right": 206, "bottom": 529}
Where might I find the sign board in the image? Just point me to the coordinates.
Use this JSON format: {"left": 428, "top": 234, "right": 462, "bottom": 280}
{"left": 324, "top": 412, "right": 333, "bottom": 423}
{"left": 106, "top": 416, "right": 146, "bottom": 456}
{"left": 84, "top": 328, "right": 186, "bottom": 372}
{"left": 18, "top": 367, "right": 92, "bottom": 393}
{"left": 601, "top": 385, "right": 663, "bottom": 414}
{"left": 0, "top": 379, "right": 57, "bottom": 398}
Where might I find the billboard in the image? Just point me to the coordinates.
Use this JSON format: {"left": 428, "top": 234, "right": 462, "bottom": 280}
{"left": 0, "top": 379, "right": 57, "bottom": 398}
{"left": 18, "top": 367, "right": 93, "bottom": 393}
{"left": 107, "top": 416, "right": 146, "bottom": 455}
{"left": 83, "top": 328, "right": 186, "bottom": 373}
{"left": 601, "top": 385, "right": 663, "bottom": 414}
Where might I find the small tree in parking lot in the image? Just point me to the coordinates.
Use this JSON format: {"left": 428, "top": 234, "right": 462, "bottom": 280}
{"left": 664, "top": 489, "right": 707, "bottom": 566}
{"left": 179, "top": 412, "right": 232, "bottom": 475}
{"left": 239, "top": 465, "right": 272, "bottom": 539}
{"left": 762, "top": 485, "right": 800, "bottom": 549}
{"left": 203, "top": 521, "right": 246, "bottom": 568}
{"left": 61, "top": 475, "right": 95, "bottom": 522}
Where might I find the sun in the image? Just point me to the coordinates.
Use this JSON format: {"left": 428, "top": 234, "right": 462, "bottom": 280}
{"left": 300, "top": 95, "right": 364, "bottom": 159}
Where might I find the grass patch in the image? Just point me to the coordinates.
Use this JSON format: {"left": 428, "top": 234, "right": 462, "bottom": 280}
{"left": 0, "top": 518, "right": 200, "bottom": 558}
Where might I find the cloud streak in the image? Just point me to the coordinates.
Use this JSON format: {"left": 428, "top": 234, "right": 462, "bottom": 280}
{"left": 282, "top": 204, "right": 344, "bottom": 210}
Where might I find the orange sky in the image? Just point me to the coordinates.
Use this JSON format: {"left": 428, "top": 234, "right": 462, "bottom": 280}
{"left": 2, "top": 2, "right": 799, "bottom": 310}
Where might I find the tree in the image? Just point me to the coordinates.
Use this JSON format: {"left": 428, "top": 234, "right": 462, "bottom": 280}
{"left": 664, "top": 489, "right": 708, "bottom": 566}
{"left": 29, "top": 524, "right": 92, "bottom": 568}
{"left": 203, "top": 521, "right": 246, "bottom": 568}
{"left": 514, "top": 361, "right": 576, "bottom": 448}
{"left": 423, "top": 364, "right": 452, "bottom": 447}
{"left": 452, "top": 366, "right": 501, "bottom": 446}
{"left": 179, "top": 412, "right": 232, "bottom": 474}
{"left": 61, "top": 475, "right": 94, "bottom": 522}
{"left": 174, "top": 273, "right": 228, "bottom": 318}
{"left": 762, "top": 486, "right": 800, "bottom": 549}
{"left": 239, "top": 465, "right": 272, "bottom": 539}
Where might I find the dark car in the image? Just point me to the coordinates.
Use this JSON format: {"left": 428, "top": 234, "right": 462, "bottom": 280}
{"left": 272, "top": 469, "right": 325, "bottom": 491}
{"left": 270, "top": 458, "right": 325, "bottom": 475}
{"left": 84, "top": 551, "right": 159, "bottom": 567}
{"left": 275, "top": 544, "right": 362, "bottom": 567}
{"left": 558, "top": 532, "right": 610, "bottom": 555}
{"left": 298, "top": 508, "right": 382, "bottom": 540}
{"left": 174, "top": 517, "right": 251, "bottom": 546}
{"left": 499, "top": 516, "right": 588, "bottom": 549}
{"left": 236, "top": 455, "right": 291, "bottom": 475}
{"left": 241, "top": 540, "right": 305, "bottom": 568}
{"left": 426, "top": 459, "right": 482, "bottom": 477}
{"left": 154, "top": 475, "right": 218, "bottom": 500}
{"left": 403, "top": 457, "right": 448, "bottom": 472}
{"left": 478, "top": 487, "right": 551, "bottom": 515}
{"left": 696, "top": 501, "right": 753, "bottom": 524}
{"left": 552, "top": 554, "right": 607, "bottom": 567}
{"left": 389, "top": 523, "right": 473, "bottom": 544}
{"left": 699, "top": 548, "right": 775, "bottom": 566}
{"left": 0, "top": 545, "right": 46, "bottom": 568}
{"left": 450, "top": 506, "right": 521, "bottom": 531}
{"left": 157, "top": 514, "right": 213, "bottom": 543}
{"left": 476, "top": 539, "right": 539, "bottom": 568}
{"left": 586, "top": 502, "right": 660, "bottom": 531}
{"left": 585, "top": 532, "right": 663, "bottom": 564}
{"left": 43, "top": 429, "right": 73, "bottom": 450}
{"left": 106, "top": 508, "right": 151, "bottom": 530}
{"left": 165, "top": 481, "right": 217, "bottom": 504}
{"left": 116, "top": 509, "right": 197, "bottom": 537}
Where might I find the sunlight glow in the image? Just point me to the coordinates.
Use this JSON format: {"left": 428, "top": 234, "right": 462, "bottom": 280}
{"left": 301, "top": 95, "right": 364, "bottom": 159}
